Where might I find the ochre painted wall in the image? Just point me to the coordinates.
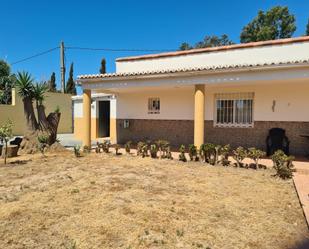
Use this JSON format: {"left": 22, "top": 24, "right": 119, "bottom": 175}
{"left": 74, "top": 117, "right": 98, "bottom": 140}
{"left": 0, "top": 89, "right": 73, "bottom": 135}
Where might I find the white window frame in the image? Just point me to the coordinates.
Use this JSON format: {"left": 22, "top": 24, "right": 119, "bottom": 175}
{"left": 148, "top": 97, "right": 160, "bottom": 114}
{"left": 214, "top": 92, "right": 254, "bottom": 128}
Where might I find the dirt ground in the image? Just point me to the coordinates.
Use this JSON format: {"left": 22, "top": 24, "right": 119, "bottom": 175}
{"left": 0, "top": 151, "right": 308, "bottom": 249}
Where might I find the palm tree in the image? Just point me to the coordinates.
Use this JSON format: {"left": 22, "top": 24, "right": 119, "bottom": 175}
{"left": 33, "top": 83, "right": 49, "bottom": 130}
{"left": 16, "top": 72, "right": 61, "bottom": 152}
{"left": 15, "top": 72, "right": 38, "bottom": 130}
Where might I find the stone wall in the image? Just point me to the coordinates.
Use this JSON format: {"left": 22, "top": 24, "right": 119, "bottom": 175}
{"left": 116, "top": 119, "right": 309, "bottom": 156}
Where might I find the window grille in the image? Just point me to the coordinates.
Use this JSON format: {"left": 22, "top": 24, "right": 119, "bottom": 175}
{"left": 214, "top": 92, "right": 254, "bottom": 127}
{"left": 148, "top": 98, "right": 160, "bottom": 114}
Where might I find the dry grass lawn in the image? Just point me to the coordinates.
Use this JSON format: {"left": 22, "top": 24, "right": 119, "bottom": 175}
{"left": 0, "top": 151, "right": 308, "bottom": 249}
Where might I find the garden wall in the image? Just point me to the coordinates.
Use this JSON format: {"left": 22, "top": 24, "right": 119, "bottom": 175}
{"left": 0, "top": 89, "right": 73, "bottom": 135}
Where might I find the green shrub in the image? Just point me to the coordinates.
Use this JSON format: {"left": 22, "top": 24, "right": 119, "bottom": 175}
{"left": 137, "top": 141, "right": 148, "bottom": 158}
{"left": 73, "top": 145, "right": 81, "bottom": 157}
{"left": 156, "top": 139, "right": 169, "bottom": 159}
{"left": 125, "top": 141, "right": 132, "bottom": 154}
{"left": 188, "top": 144, "right": 199, "bottom": 161}
{"left": 165, "top": 145, "right": 173, "bottom": 160}
{"left": 199, "top": 143, "right": 217, "bottom": 164}
{"left": 150, "top": 144, "right": 158, "bottom": 158}
{"left": 248, "top": 147, "right": 266, "bottom": 169}
{"left": 272, "top": 150, "right": 295, "bottom": 179}
{"left": 232, "top": 147, "right": 247, "bottom": 167}
{"left": 179, "top": 145, "right": 187, "bottom": 162}
{"left": 83, "top": 145, "right": 91, "bottom": 153}
{"left": 102, "top": 141, "right": 110, "bottom": 153}
{"left": 0, "top": 120, "right": 13, "bottom": 164}
{"left": 114, "top": 144, "right": 121, "bottom": 155}
{"left": 38, "top": 134, "right": 49, "bottom": 156}
{"left": 219, "top": 144, "right": 230, "bottom": 166}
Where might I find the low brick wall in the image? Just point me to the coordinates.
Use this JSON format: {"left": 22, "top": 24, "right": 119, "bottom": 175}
{"left": 116, "top": 119, "right": 309, "bottom": 156}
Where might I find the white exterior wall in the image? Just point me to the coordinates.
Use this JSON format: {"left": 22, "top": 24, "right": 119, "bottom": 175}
{"left": 73, "top": 95, "right": 116, "bottom": 118}
{"left": 116, "top": 81, "right": 309, "bottom": 122}
{"left": 116, "top": 41, "right": 309, "bottom": 73}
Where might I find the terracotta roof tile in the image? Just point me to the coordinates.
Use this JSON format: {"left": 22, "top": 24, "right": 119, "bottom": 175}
{"left": 77, "top": 59, "right": 309, "bottom": 80}
{"left": 116, "top": 36, "right": 309, "bottom": 62}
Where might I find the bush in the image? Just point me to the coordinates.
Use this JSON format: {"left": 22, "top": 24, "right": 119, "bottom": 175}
{"left": 199, "top": 143, "right": 217, "bottom": 164}
{"left": 156, "top": 139, "right": 169, "bottom": 159}
{"left": 232, "top": 147, "right": 247, "bottom": 167}
{"left": 114, "top": 144, "right": 121, "bottom": 155}
{"left": 37, "top": 134, "right": 49, "bottom": 156}
{"left": 188, "top": 144, "right": 198, "bottom": 161}
{"left": 219, "top": 144, "right": 230, "bottom": 166}
{"left": 150, "top": 144, "right": 158, "bottom": 158}
{"left": 272, "top": 150, "right": 295, "bottom": 179}
{"left": 73, "top": 145, "right": 81, "bottom": 157}
{"left": 125, "top": 141, "right": 132, "bottom": 154}
{"left": 137, "top": 141, "right": 148, "bottom": 158}
{"left": 248, "top": 147, "right": 266, "bottom": 169}
{"left": 178, "top": 145, "right": 187, "bottom": 162}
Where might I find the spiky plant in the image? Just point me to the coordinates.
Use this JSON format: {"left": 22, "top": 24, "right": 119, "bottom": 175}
{"left": 15, "top": 71, "right": 35, "bottom": 99}
{"left": 179, "top": 145, "right": 187, "bottom": 162}
{"left": 33, "top": 82, "right": 48, "bottom": 106}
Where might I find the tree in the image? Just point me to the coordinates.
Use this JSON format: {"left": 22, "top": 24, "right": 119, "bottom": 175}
{"left": 0, "top": 60, "right": 15, "bottom": 104}
{"left": 100, "top": 58, "right": 106, "bottom": 74}
{"left": 306, "top": 18, "right": 309, "bottom": 35}
{"left": 0, "top": 120, "right": 13, "bottom": 164}
{"left": 15, "top": 71, "right": 61, "bottom": 153}
{"left": 66, "top": 63, "right": 76, "bottom": 95}
{"left": 240, "top": 6, "right": 296, "bottom": 43}
{"left": 179, "top": 42, "right": 192, "bottom": 51}
{"left": 179, "top": 34, "right": 234, "bottom": 50}
{"left": 48, "top": 72, "right": 57, "bottom": 92}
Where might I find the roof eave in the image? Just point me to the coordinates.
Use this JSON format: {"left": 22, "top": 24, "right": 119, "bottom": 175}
{"left": 76, "top": 63, "right": 309, "bottom": 84}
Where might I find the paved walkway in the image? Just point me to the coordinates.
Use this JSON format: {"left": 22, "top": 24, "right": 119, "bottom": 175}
{"left": 293, "top": 160, "right": 309, "bottom": 229}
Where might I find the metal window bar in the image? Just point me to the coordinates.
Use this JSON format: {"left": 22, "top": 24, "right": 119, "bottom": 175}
{"left": 214, "top": 92, "right": 254, "bottom": 127}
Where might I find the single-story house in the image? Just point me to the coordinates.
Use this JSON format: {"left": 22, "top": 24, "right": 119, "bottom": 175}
{"left": 77, "top": 36, "right": 309, "bottom": 156}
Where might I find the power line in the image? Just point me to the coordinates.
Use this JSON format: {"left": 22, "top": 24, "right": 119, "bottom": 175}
{"left": 10, "top": 44, "right": 177, "bottom": 66}
{"left": 11, "top": 47, "right": 59, "bottom": 65}
{"left": 66, "top": 46, "right": 176, "bottom": 52}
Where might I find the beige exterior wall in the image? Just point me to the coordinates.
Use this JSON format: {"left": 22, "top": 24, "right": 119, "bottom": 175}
{"left": 0, "top": 89, "right": 72, "bottom": 135}
{"left": 116, "top": 41, "right": 309, "bottom": 73}
{"left": 116, "top": 81, "right": 309, "bottom": 122}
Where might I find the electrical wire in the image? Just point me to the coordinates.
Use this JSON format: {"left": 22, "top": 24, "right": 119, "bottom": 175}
{"left": 65, "top": 46, "right": 176, "bottom": 52}
{"left": 11, "top": 47, "right": 59, "bottom": 65}
{"left": 10, "top": 45, "right": 176, "bottom": 66}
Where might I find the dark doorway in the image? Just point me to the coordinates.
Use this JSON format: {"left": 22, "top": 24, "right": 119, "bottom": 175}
{"left": 98, "top": 101, "right": 110, "bottom": 137}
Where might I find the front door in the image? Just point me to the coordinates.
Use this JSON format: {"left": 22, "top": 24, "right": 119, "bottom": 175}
{"left": 98, "top": 101, "right": 110, "bottom": 137}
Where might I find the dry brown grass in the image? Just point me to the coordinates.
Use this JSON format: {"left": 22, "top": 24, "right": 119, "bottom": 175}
{"left": 0, "top": 152, "right": 308, "bottom": 249}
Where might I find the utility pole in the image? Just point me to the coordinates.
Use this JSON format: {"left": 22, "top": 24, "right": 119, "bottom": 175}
{"left": 60, "top": 41, "right": 65, "bottom": 93}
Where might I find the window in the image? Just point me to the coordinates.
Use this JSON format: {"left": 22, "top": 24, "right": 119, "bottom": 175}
{"left": 148, "top": 98, "right": 160, "bottom": 114}
{"left": 214, "top": 92, "right": 254, "bottom": 127}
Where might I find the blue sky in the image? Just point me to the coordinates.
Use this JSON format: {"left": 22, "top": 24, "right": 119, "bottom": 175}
{"left": 1, "top": 0, "right": 309, "bottom": 92}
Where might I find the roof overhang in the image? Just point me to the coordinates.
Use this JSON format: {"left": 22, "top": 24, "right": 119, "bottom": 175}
{"left": 77, "top": 63, "right": 309, "bottom": 92}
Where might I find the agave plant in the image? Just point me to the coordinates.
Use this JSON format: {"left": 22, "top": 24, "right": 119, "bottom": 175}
{"left": 33, "top": 82, "right": 48, "bottom": 106}
{"left": 15, "top": 71, "right": 35, "bottom": 99}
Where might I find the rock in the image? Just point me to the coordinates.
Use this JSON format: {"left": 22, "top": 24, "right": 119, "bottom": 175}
{"left": 1, "top": 145, "right": 18, "bottom": 158}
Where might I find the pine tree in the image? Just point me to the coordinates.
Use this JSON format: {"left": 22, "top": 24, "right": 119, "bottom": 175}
{"left": 100, "top": 58, "right": 106, "bottom": 74}
{"left": 48, "top": 72, "right": 57, "bottom": 92}
{"left": 306, "top": 18, "right": 309, "bottom": 35}
{"left": 65, "top": 63, "right": 76, "bottom": 95}
{"left": 240, "top": 6, "right": 296, "bottom": 43}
